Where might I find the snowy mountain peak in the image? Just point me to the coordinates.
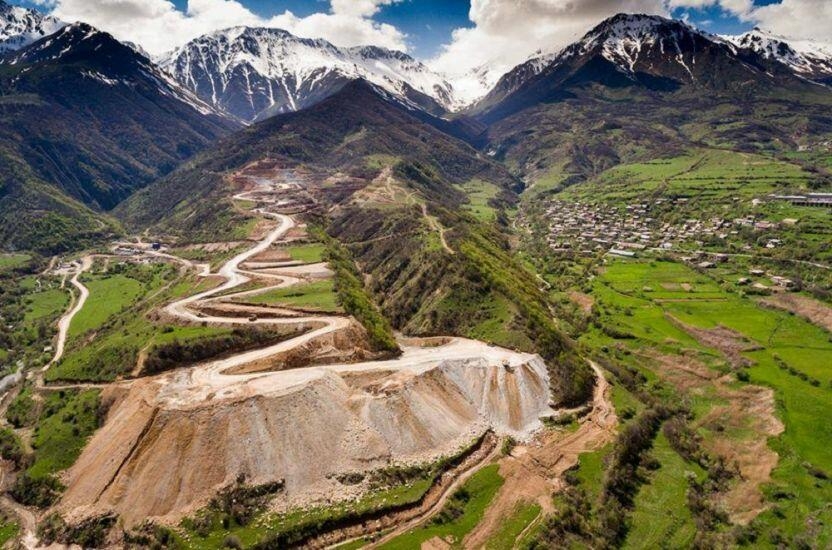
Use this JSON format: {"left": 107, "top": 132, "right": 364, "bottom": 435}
{"left": 726, "top": 28, "right": 832, "bottom": 83}
{"left": 574, "top": 13, "right": 718, "bottom": 75}
{"left": 0, "top": 0, "right": 64, "bottom": 53}
{"left": 161, "top": 26, "right": 460, "bottom": 122}
{"left": 5, "top": 22, "right": 220, "bottom": 118}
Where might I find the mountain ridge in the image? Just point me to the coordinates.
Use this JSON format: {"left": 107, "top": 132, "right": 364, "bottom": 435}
{"left": 472, "top": 13, "right": 820, "bottom": 122}
{"left": 0, "top": 22, "right": 237, "bottom": 252}
{"left": 726, "top": 27, "right": 832, "bottom": 85}
{"left": 160, "top": 26, "right": 460, "bottom": 122}
{"left": 0, "top": 0, "right": 64, "bottom": 53}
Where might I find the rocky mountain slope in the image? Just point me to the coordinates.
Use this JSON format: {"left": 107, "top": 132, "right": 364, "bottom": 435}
{"left": 120, "top": 79, "right": 593, "bottom": 407}
{"left": 727, "top": 27, "right": 832, "bottom": 85}
{"left": 472, "top": 13, "right": 832, "bottom": 186}
{"left": 119, "top": 79, "right": 514, "bottom": 235}
{"left": 0, "top": 0, "right": 63, "bottom": 53}
{"left": 0, "top": 23, "right": 237, "bottom": 252}
{"left": 474, "top": 13, "right": 784, "bottom": 119}
{"left": 61, "top": 353, "right": 552, "bottom": 525}
{"left": 161, "top": 26, "right": 460, "bottom": 122}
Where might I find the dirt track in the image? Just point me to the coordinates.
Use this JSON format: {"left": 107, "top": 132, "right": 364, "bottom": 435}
{"left": 42, "top": 256, "right": 92, "bottom": 374}
{"left": 42, "top": 170, "right": 560, "bottom": 533}
{"left": 462, "top": 361, "right": 617, "bottom": 548}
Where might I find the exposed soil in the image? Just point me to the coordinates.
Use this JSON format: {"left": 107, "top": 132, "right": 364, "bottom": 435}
{"left": 181, "top": 241, "right": 248, "bottom": 253}
{"left": 52, "top": 168, "right": 557, "bottom": 532}
{"left": 462, "top": 362, "right": 617, "bottom": 548}
{"left": 568, "top": 291, "right": 594, "bottom": 314}
{"left": 760, "top": 293, "right": 832, "bottom": 333}
{"left": 644, "top": 351, "right": 784, "bottom": 524}
{"left": 248, "top": 246, "right": 292, "bottom": 263}
{"left": 666, "top": 314, "right": 762, "bottom": 368}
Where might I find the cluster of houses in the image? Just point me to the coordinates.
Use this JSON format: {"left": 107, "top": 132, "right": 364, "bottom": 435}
{"left": 543, "top": 201, "right": 662, "bottom": 254}
{"left": 541, "top": 198, "right": 798, "bottom": 258}
{"left": 114, "top": 242, "right": 162, "bottom": 257}
{"left": 542, "top": 200, "right": 791, "bottom": 256}
{"left": 737, "top": 268, "right": 796, "bottom": 291}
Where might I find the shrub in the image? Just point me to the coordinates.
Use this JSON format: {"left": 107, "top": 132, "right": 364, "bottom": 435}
{"left": 11, "top": 473, "right": 62, "bottom": 508}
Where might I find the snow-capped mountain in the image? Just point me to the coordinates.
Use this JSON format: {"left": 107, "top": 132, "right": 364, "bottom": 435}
{"left": 0, "top": 0, "right": 64, "bottom": 53}
{"left": 472, "top": 13, "right": 815, "bottom": 122}
{"left": 443, "top": 48, "right": 561, "bottom": 108}
{"left": 727, "top": 28, "right": 832, "bottom": 84}
{"left": 161, "top": 27, "right": 460, "bottom": 122}
{"left": 5, "top": 22, "right": 221, "bottom": 118}
{"left": 562, "top": 13, "right": 731, "bottom": 79}
{"left": 443, "top": 64, "right": 505, "bottom": 107}
{"left": 475, "top": 13, "right": 731, "bottom": 113}
{"left": 0, "top": 20, "right": 235, "bottom": 237}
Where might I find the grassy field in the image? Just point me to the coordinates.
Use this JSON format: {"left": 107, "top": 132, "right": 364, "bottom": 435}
{"left": 23, "top": 287, "right": 69, "bottom": 324}
{"left": 485, "top": 501, "right": 541, "bottom": 549}
{"left": 0, "top": 253, "right": 31, "bottom": 271}
{"left": 49, "top": 266, "right": 229, "bottom": 382}
{"left": 68, "top": 274, "right": 144, "bottom": 339}
{"left": 379, "top": 464, "right": 504, "bottom": 549}
{"left": 460, "top": 179, "right": 500, "bottom": 222}
{"left": 623, "top": 432, "right": 702, "bottom": 549}
{"left": 284, "top": 243, "right": 326, "bottom": 263}
{"left": 27, "top": 389, "right": 101, "bottom": 480}
{"left": 0, "top": 518, "right": 18, "bottom": 546}
{"left": 465, "top": 294, "right": 535, "bottom": 351}
{"left": 242, "top": 279, "right": 342, "bottom": 312}
{"left": 581, "top": 258, "right": 832, "bottom": 547}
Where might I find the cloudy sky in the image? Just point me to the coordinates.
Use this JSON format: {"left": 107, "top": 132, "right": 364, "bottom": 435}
{"left": 16, "top": 0, "right": 832, "bottom": 75}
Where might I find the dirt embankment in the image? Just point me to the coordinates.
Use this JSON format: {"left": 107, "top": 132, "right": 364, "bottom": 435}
{"left": 229, "top": 321, "right": 390, "bottom": 374}
{"left": 463, "top": 363, "right": 617, "bottom": 548}
{"left": 58, "top": 354, "right": 553, "bottom": 527}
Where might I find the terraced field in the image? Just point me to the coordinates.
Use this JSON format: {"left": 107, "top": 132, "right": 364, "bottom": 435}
{"left": 574, "top": 258, "right": 832, "bottom": 548}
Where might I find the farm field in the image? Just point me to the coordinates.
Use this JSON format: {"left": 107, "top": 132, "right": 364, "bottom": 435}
{"left": 241, "top": 279, "right": 341, "bottom": 312}
{"left": 379, "top": 464, "right": 504, "bottom": 549}
{"left": 559, "top": 149, "right": 815, "bottom": 205}
{"left": 573, "top": 258, "right": 832, "bottom": 548}
{"left": 284, "top": 243, "right": 326, "bottom": 263}
{"left": 67, "top": 273, "right": 144, "bottom": 339}
{"left": 459, "top": 179, "right": 500, "bottom": 222}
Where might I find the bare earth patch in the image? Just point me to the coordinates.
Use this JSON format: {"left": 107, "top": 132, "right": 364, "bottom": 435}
{"left": 666, "top": 314, "right": 762, "bottom": 368}
{"left": 760, "top": 294, "right": 832, "bottom": 333}
{"left": 644, "top": 351, "right": 784, "bottom": 524}
{"left": 568, "top": 291, "right": 594, "bottom": 314}
{"left": 182, "top": 241, "right": 247, "bottom": 253}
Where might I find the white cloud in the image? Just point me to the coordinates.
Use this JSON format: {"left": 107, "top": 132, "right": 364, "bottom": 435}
{"left": 659, "top": 0, "right": 830, "bottom": 43}
{"left": 739, "top": 0, "right": 832, "bottom": 43}
{"left": 41, "top": 0, "right": 832, "bottom": 81}
{"left": 48, "top": 0, "right": 407, "bottom": 56}
{"left": 430, "top": 0, "right": 832, "bottom": 86}
{"left": 429, "top": 0, "right": 669, "bottom": 78}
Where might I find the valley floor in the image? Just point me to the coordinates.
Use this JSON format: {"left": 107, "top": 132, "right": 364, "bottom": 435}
{"left": 0, "top": 167, "right": 607, "bottom": 549}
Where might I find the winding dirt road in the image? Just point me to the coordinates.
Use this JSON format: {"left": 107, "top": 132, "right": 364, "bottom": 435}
{"left": 42, "top": 256, "right": 92, "bottom": 374}
{"left": 14, "top": 173, "right": 604, "bottom": 547}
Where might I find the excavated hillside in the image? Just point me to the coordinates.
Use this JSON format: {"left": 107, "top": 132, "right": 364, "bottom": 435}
{"left": 59, "top": 346, "right": 552, "bottom": 526}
